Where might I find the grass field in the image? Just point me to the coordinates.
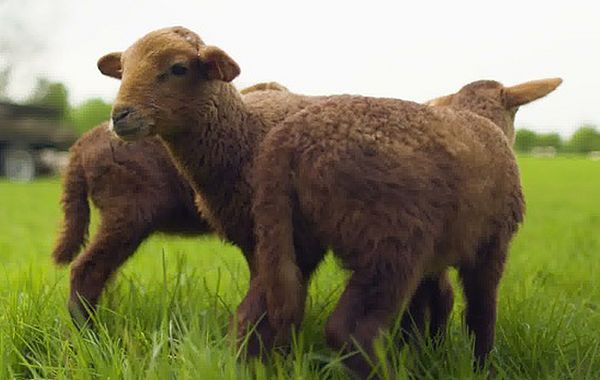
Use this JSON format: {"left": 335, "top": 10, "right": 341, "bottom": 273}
{"left": 1, "top": 156, "right": 599, "bottom": 379}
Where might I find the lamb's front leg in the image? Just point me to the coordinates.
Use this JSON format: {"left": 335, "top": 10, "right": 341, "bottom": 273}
{"left": 235, "top": 276, "right": 276, "bottom": 357}
{"left": 69, "top": 219, "right": 149, "bottom": 326}
{"left": 235, "top": 273, "right": 305, "bottom": 357}
{"left": 236, "top": 243, "right": 326, "bottom": 357}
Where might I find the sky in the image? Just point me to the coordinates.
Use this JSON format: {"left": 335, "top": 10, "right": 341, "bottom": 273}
{"left": 1, "top": 0, "right": 599, "bottom": 136}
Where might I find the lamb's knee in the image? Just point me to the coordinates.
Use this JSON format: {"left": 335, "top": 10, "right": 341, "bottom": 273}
{"left": 69, "top": 255, "right": 92, "bottom": 287}
{"left": 325, "top": 317, "right": 351, "bottom": 351}
{"left": 69, "top": 249, "right": 113, "bottom": 298}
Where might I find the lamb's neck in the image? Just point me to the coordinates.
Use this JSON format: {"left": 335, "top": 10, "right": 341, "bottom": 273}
{"left": 161, "top": 85, "right": 262, "bottom": 198}
{"left": 457, "top": 105, "right": 516, "bottom": 145}
{"left": 476, "top": 111, "right": 515, "bottom": 145}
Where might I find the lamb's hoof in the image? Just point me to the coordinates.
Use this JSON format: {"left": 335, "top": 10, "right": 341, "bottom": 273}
{"left": 235, "top": 289, "right": 279, "bottom": 359}
{"left": 476, "top": 360, "right": 497, "bottom": 380}
{"left": 343, "top": 353, "right": 387, "bottom": 380}
{"left": 242, "top": 316, "right": 278, "bottom": 359}
{"left": 68, "top": 298, "right": 95, "bottom": 330}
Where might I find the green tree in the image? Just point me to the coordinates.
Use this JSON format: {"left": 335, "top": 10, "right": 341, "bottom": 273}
{"left": 27, "top": 78, "right": 70, "bottom": 119}
{"left": 536, "top": 132, "right": 563, "bottom": 151}
{"left": 514, "top": 129, "right": 538, "bottom": 153}
{"left": 566, "top": 125, "right": 600, "bottom": 153}
{"left": 68, "top": 98, "right": 112, "bottom": 135}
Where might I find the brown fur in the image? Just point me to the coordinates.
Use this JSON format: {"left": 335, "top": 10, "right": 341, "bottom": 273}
{"left": 246, "top": 78, "right": 560, "bottom": 377}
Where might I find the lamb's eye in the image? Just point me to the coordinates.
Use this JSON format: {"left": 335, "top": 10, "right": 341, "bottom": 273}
{"left": 170, "top": 64, "right": 188, "bottom": 76}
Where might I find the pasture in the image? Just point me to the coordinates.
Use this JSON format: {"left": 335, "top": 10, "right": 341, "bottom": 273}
{"left": 1, "top": 156, "right": 599, "bottom": 379}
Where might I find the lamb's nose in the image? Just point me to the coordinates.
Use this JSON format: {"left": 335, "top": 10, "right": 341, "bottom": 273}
{"left": 112, "top": 108, "right": 132, "bottom": 124}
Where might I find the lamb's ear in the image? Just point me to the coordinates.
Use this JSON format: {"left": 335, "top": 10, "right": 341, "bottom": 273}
{"left": 97, "top": 52, "right": 122, "bottom": 79}
{"left": 504, "top": 78, "right": 562, "bottom": 108}
{"left": 198, "top": 45, "right": 240, "bottom": 82}
{"left": 425, "top": 94, "right": 454, "bottom": 106}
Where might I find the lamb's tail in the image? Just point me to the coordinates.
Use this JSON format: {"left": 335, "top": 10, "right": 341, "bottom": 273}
{"left": 52, "top": 150, "right": 90, "bottom": 265}
{"left": 252, "top": 134, "right": 305, "bottom": 332}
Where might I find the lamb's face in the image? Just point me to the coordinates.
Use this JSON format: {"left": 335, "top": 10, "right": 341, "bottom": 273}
{"left": 97, "top": 26, "right": 240, "bottom": 141}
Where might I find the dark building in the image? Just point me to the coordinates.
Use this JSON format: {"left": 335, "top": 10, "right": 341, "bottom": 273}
{"left": 0, "top": 101, "right": 77, "bottom": 180}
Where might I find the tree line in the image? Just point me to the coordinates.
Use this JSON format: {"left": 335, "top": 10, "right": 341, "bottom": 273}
{"left": 515, "top": 126, "right": 600, "bottom": 154}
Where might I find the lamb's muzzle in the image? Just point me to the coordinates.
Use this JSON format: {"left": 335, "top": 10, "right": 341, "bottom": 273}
{"left": 110, "top": 106, "right": 153, "bottom": 141}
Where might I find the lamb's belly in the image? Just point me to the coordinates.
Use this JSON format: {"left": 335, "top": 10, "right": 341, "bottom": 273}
{"left": 424, "top": 249, "right": 463, "bottom": 275}
{"left": 425, "top": 220, "right": 488, "bottom": 275}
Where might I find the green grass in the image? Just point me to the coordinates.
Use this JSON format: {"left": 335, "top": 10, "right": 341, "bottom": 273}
{"left": 1, "top": 156, "right": 599, "bottom": 379}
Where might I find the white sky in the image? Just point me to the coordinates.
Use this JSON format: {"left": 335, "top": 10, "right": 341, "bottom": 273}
{"left": 1, "top": 0, "right": 599, "bottom": 136}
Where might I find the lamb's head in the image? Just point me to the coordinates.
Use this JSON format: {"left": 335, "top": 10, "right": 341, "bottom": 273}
{"left": 98, "top": 26, "right": 240, "bottom": 141}
{"left": 426, "top": 78, "right": 562, "bottom": 144}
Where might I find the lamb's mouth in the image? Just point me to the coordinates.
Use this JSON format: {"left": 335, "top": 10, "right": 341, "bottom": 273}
{"left": 113, "top": 124, "right": 152, "bottom": 141}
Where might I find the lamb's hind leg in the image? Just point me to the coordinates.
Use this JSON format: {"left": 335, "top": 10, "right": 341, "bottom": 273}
{"left": 399, "top": 278, "right": 431, "bottom": 342}
{"left": 325, "top": 241, "right": 425, "bottom": 379}
{"left": 459, "top": 234, "right": 508, "bottom": 367}
{"left": 68, "top": 216, "right": 149, "bottom": 326}
{"left": 400, "top": 271, "right": 453, "bottom": 343}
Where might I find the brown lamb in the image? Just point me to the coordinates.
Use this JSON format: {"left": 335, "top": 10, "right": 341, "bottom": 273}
{"left": 52, "top": 122, "right": 210, "bottom": 319}
{"left": 53, "top": 81, "right": 290, "bottom": 322}
{"left": 95, "top": 27, "right": 454, "bottom": 348}
{"left": 245, "top": 77, "right": 561, "bottom": 377}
